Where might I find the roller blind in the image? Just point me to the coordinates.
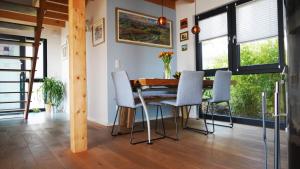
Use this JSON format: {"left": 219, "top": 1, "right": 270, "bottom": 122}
{"left": 198, "top": 13, "right": 228, "bottom": 42}
{"left": 236, "top": 0, "right": 278, "bottom": 44}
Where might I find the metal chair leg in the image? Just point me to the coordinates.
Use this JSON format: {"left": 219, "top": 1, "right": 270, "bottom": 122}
{"left": 227, "top": 101, "right": 234, "bottom": 127}
{"left": 206, "top": 101, "right": 233, "bottom": 130}
{"left": 210, "top": 103, "right": 215, "bottom": 133}
{"left": 111, "top": 106, "right": 121, "bottom": 136}
{"left": 141, "top": 107, "right": 145, "bottom": 129}
{"left": 163, "top": 107, "right": 179, "bottom": 141}
{"left": 174, "top": 107, "right": 179, "bottom": 140}
{"left": 159, "top": 106, "right": 166, "bottom": 136}
{"left": 155, "top": 106, "right": 159, "bottom": 132}
{"left": 184, "top": 105, "right": 209, "bottom": 135}
{"left": 130, "top": 106, "right": 165, "bottom": 145}
{"left": 203, "top": 108, "right": 209, "bottom": 134}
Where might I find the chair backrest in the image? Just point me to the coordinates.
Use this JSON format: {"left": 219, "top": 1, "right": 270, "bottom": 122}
{"left": 176, "top": 71, "right": 204, "bottom": 106}
{"left": 111, "top": 71, "right": 135, "bottom": 108}
{"left": 212, "top": 70, "right": 232, "bottom": 102}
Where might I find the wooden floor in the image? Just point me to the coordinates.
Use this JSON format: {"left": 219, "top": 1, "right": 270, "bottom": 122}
{"left": 0, "top": 112, "right": 287, "bottom": 169}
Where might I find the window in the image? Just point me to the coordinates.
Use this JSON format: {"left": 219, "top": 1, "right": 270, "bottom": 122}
{"left": 195, "top": 0, "right": 285, "bottom": 125}
{"left": 197, "top": 10, "right": 229, "bottom": 73}
{"left": 25, "top": 38, "right": 47, "bottom": 110}
{"left": 0, "top": 34, "right": 47, "bottom": 112}
{"left": 196, "top": 0, "right": 284, "bottom": 75}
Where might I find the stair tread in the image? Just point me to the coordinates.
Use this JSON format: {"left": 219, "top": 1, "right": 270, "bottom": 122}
{"left": 0, "top": 109, "right": 25, "bottom": 113}
{"left": 0, "top": 92, "right": 28, "bottom": 94}
{"left": 0, "top": 39, "right": 34, "bottom": 46}
{"left": 0, "top": 55, "right": 35, "bottom": 60}
{"left": 0, "top": 69, "right": 32, "bottom": 72}
{"left": 0, "top": 101, "right": 28, "bottom": 104}
{"left": 0, "top": 81, "right": 25, "bottom": 83}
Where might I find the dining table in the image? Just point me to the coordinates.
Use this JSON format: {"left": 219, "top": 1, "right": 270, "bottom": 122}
{"left": 130, "top": 78, "right": 214, "bottom": 144}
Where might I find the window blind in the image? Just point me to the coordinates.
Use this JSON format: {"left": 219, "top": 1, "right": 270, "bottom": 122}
{"left": 236, "top": 0, "right": 278, "bottom": 44}
{"left": 198, "top": 13, "right": 228, "bottom": 42}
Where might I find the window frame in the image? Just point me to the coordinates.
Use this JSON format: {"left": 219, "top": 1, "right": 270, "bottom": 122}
{"left": 195, "top": 0, "right": 285, "bottom": 76}
{"left": 0, "top": 34, "right": 47, "bottom": 111}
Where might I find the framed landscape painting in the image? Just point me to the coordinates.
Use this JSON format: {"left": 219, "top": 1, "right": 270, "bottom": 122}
{"left": 116, "top": 8, "right": 173, "bottom": 48}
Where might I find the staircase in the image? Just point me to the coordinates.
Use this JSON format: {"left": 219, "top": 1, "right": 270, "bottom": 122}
{"left": 0, "top": 0, "right": 46, "bottom": 119}
{"left": 0, "top": 38, "right": 35, "bottom": 118}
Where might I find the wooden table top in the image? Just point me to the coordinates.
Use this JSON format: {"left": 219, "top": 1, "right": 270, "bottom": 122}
{"left": 131, "top": 78, "right": 214, "bottom": 88}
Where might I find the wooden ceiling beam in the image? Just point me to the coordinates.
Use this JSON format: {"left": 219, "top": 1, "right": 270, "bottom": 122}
{"left": 47, "top": 0, "right": 68, "bottom": 5}
{"left": 0, "top": 10, "right": 65, "bottom": 27}
{"left": 145, "top": 0, "right": 176, "bottom": 9}
{"left": 45, "top": 11, "right": 68, "bottom": 21}
{"left": 44, "top": 1, "right": 68, "bottom": 14}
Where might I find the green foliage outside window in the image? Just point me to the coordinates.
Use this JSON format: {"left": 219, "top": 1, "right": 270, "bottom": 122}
{"left": 210, "top": 38, "right": 281, "bottom": 119}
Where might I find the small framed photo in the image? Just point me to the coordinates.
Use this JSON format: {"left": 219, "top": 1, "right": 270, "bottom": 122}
{"left": 92, "top": 18, "right": 105, "bottom": 46}
{"left": 181, "top": 44, "right": 188, "bottom": 51}
{"left": 180, "top": 31, "right": 189, "bottom": 42}
{"left": 180, "top": 18, "right": 188, "bottom": 29}
{"left": 61, "top": 39, "right": 68, "bottom": 60}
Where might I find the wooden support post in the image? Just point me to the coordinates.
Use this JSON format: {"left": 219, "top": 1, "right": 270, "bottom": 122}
{"left": 68, "top": 0, "right": 87, "bottom": 153}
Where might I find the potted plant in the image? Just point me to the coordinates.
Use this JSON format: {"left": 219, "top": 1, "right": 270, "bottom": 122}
{"left": 40, "top": 77, "right": 65, "bottom": 113}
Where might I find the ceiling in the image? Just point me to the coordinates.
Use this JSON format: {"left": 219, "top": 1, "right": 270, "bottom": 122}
{"left": 0, "top": 0, "right": 68, "bottom": 28}
{"left": 0, "top": 0, "right": 194, "bottom": 30}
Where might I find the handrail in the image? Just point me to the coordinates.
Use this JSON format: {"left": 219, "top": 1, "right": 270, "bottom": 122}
{"left": 274, "top": 82, "right": 281, "bottom": 169}
{"left": 261, "top": 92, "right": 268, "bottom": 169}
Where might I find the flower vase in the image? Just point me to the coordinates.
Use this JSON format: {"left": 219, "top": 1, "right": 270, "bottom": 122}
{"left": 164, "top": 63, "right": 171, "bottom": 79}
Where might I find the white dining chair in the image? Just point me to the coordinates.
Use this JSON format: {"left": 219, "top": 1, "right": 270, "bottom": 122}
{"left": 160, "top": 71, "right": 208, "bottom": 140}
{"left": 111, "top": 71, "right": 165, "bottom": 144}
{"left": 205, "top": 70, "right": 233, "bottom": 133}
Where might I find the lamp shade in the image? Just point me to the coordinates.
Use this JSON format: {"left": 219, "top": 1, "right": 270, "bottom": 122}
{"left": 191, "top": 25, "right": 201, "bottom": 34}
{"left": 157, "top": 16, "right": 167, "bottom": 25}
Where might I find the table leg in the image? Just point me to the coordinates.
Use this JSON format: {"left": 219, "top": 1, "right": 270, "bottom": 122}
{"left": 137, "top": 88, "right": 152, "bottom": 144}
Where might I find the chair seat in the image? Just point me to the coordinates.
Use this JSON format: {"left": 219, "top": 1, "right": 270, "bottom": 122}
{"left": 147, "top": 102, "right": 163, "bottom": 106}
{"left": 133, "top": 92, "right": 176, "bottom": 99}
{"left": 204, "top": 98, "right": 229, "bottom": 103}
{"left": 160, "top": 100, "right": 177, "bottom": 106}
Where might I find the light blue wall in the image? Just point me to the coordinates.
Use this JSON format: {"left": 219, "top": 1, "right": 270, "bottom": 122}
{"left": 107, "top": 0, "right": 177, "bottom": 123}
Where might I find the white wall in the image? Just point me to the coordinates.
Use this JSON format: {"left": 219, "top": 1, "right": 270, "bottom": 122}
{"left": 86, "top": 0, "right": 108, "bottom": 125}
{"left": 60, "top": 24, "right": 70, "bottom": 114}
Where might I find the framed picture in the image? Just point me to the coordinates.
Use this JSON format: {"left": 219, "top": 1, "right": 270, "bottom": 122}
{"left": 181, "top": 44, "right": 188, "bottom": 51}
{"left": 61, "top": 39, "right": 68, "bottom": 60}
{"left": 180, "top": 18, "right": 188, "bottom": 29}
{"left": 180, "top": 31, "right": 189, "bottom": 42}
{"left": 92, "top": 18, "right": 105, "bottom": 46}
{"left": 116, "top": 8, "right": 173, "bottom": 48}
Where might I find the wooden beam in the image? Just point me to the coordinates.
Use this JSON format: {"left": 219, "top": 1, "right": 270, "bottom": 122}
{"left": 48, "top": 0, "right": 68, "bottom": 5}
{"left": 45, "top": 11, "right": 68, "bottom": 21}
{"left": 24, "top": 0, "right": 45, "bottom": 119}
{"left": 45, "top": 1, "right": 68, "bottom": 14}
{"left": 145, "top": 0, "right": 176, "bottom": 9}
{"left": 0, "top": 10, "right": 65, "bottom": 27}
{"left": 69, "top": 0, "right": 88, "bottom": 153}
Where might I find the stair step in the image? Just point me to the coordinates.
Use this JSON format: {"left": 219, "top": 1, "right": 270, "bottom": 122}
{"left": 0, "top": 81, "right": 25, "bottom": 83}
{"left": 0, "top": 69, "right": 32, "bottom": 72}
{"left": 0, "top": 112, "right": 24, "bottom": 116}
{"left": 0, "top": 39, "right": 34, "bottom": 46}
{"left": 0, "top": 55, "right": 35, "bottom": 60}
{"left": 0, "top": 109, "right": 25, "bottom": 113}
{"left": 0, "top": 92, "right": 28, "bottom": 94}
{"left": 0, "top": 101, "right": 28, "bottom": 104}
